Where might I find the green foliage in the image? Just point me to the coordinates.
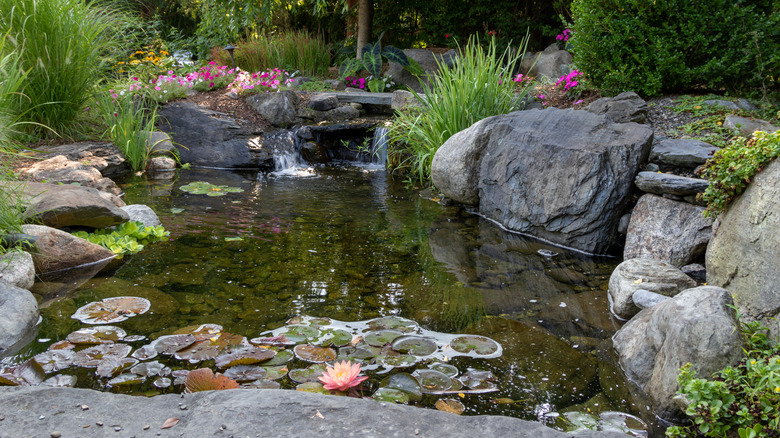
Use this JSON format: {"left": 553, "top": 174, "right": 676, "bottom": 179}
{"left": 338, "top": 35, "right": 416, "bottom": 91}
{"left": 93, "top": 88, "right": 160, "bottom": 172}
{"left": 210, "top": 31, "right": 330, "bottom": 77}
{"left": 0, "top": 35, "right": 29, "bottom": 152}
{"left": 0, "top": 0, "right": 120, "bottom": 137}
{"left": 667, "top": 320, "right": 780, "bottom": 437}
{"left": 697, "top": 130, "right": 780, "bottom": 218}
{"left": 72, "top": 221, "right": 169, "bottom": 256}
{"left": 570, "top": 0, "right": 780, "bottom": 97}
{"left": 387, "top": 35, "right": 532, "bottom": 185}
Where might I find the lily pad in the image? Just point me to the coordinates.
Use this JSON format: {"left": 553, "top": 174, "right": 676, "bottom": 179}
{"left": 34, "top": 350, "right": 74, "bottom": 373}
{"left": 73, "top": 344, "right": 132, "bottom": 368}
{"left": 459, "top": 369, "right": 499, "bottom": 392}
{"left": 412, "top": 369, "right": 453, "bottom": 393}
{"left": 262, "top": 349, "right": 293, "bottom": 366}
{"left": 428, "top": 362, "right": 459, "bottom": 378}
{"left": 172, "top": 324, "right": 223, "bottom": 340}
{"left": 72, "top": 297, "right": 151, "bottom": 324}
{"left": 293, "top": 344, "right": 337, "bottom": 363}
{"left": 450, "top": 335, "right": 500, "bottom": 356}
{"left": 107, "top": 373, "right": 145, "bottom": 387}
{"left": 278, "top": 325, "right": 321, "bottom": 344}
{"left": 180, "top": 181, "right": 244, "bottom": 197}
{"left": 435, "top": 398, "right": 465, "bottom": 415}
{"left": 244, "top": 379, "right": 281, "bottom": 390}
{"left": 222, "top": 365, "right": 266, "bottom": 382}
{"left": 130, "top": 361, "right": 169, "bottom": 377}
{"left": 96, "top": 357, "right": 138, "bottom": 378}
{"left": 41, "top": 375, "right": 77, "bottom": 387}
{"left": 367, "top": 316, "right": 419, "bottom": 333}
{"left": 185, "top": 368, "right": 239, "bottom": 392}
{"left": 337, "top": 346, "right": 375, "bottom": 363}
{"left": 131, "top": 344, "right": 158, "bottom": 361}
{"left": 48, "top": 340, "right": 75, "bottom": 350}
{"left": 376, "top": 354, "right": 417, "bottom": 368}
{"left": 391, "top": 336, "right": 437, "bottom": 356}
{"left": 286, "top": 316, "right": 331, "bottom": 327}
{"left": 0, "top": 359, "right": 46, "bottom": 386}
{"left": 123, "top": 335, "right": 147, "bottom": 343}
{"left": 379, "top": 373, "right": 422, "bottom": 402}
{"left": 295, "top": 381, "right": 332, "bottom": 394}
{"left": 372, "top": 387, "right": 410, "bottom": 404}
{"left": 174, "top": 332, "right": 248, "bottom": 363}
{"left": 262, "top": 365, "right": 289, "bottom": 381}
{"left": 249, "top": 334, "right": 295, "bottom": 347}
{"left": 288, "top": 364, "right": 327, "bottom": 384}
{"left": 214, "top": 347, "right": 276, "bottom": 368}
{"left": 153, "top": 377, "right": 172, "bottom": 388}
{"left": 312, "top": 329, "right": 353, "bottom": 348}
{"left": 364, "top": 330, "right": 403, "bottom": 347}
{"left": 153, "top": 334, "right": 198, "bottom": 355}
{"left": 66, "top": 326, "right": 127, "bottom": 345}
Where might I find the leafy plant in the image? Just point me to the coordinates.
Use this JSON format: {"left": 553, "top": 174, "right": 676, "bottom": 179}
{"left": 71, "top": 221, "right": 169, "bottom": 256}
{"left": 338, "top": 34, "right": 422, "bottom": 92}
{"left": 94, "top": 88, "right": 160, "bottom": 172}
{"left": 667, "top": 319, "right": 780, "bottom": 437}
{"left": 697, "top": 130, "right": 780, "bottom": 218}
{"left": 387, "top": 35, "right": 532, "bottom": 185}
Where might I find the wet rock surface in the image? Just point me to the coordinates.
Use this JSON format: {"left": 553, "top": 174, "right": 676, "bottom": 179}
{"left": 21, "top": 224, "right": 116, "bottom": 275}
{"left": 0, "top": 280, "right": 38, "bottom": 355}
{"left": 608, "top": 258, "right": 696, "bottom": 320}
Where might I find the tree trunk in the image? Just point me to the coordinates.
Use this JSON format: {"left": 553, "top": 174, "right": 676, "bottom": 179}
{"left": 356, "top": 0, "right": 373, "bottom": 58}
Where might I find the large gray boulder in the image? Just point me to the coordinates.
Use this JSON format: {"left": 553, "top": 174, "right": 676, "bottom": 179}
{"left": 246, "top": 91, "right": 300, "bottom": 127}
{"left": 21, "top": 224, "right": 115, "bottom": 275}
{"left": 436, "top": 108, "right": 652, "bottom": 254}
{"left": 520, "top": 48, "right": 573, "bottom": 81}
{"left": 0, "top": 281, "right": 38, "bottom": 355}
{"left": 120, "top": 204, "right": 162, "bottom": 227}
{"left": 21, "top": 155, "right": 121, "bottom": 195}
{"left": 585, "top": 91, "right": 648, "bottom": 124}
{"left": 612, "top": 286, "right": 744, "bottom": 420}
{"left": 1, "top": 181, "right": 126, "bottom": 209}
{"left": 158, "top": 102, "right": 274, "bottom": 169}
{"left": 608, "top": 258, "right": 697, "bottom": 320}
{"left": 22, "top": 183, "right": 130, "bottom": 229}
{"left": 385, "top": 49, "right": 458, "bottom": 93}
{"left": 0, "top": 251, "right": 35, "bottom": 289}
{"left": 32, "top": 142, "right": 128, "bottom": 177}
{"left": 624, "top": 194, "right": 712, "bottom": 266}
{"left": 0, "top": 387, "right": 623, "bottom": 438}
{"left": 706, "top": 158, "right": 780, "bottom": 340}
{"left": 723, "top": 115, "right": 778, "bottom": 137}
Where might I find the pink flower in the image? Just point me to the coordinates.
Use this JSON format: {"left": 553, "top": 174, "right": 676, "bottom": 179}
{"left": 445, "top": 34, "right": 450, "bottom": 38}
{"left": 318, "top": 360, "right": 368, "bottom": 392}
{"left": 154, "top": 86, "right": 161, "bottom": 91}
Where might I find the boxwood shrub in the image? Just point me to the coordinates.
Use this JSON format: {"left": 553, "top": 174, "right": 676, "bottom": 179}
{"left": 570, "top": 0, "right": 779, "bottom": 97}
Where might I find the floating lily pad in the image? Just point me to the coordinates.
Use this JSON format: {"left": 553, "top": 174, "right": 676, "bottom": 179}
{"left": 173, "top": 324, "right": 223, "bottom": 340}
{"left": 337, "top": 346, "right": 375, "bottom": 363}
{"left": 288, "top": 364, "right": 327, "bottom": 384}
{"left": 376, "top": 354, "right": 417, "bottom": 368}
{"left": 428, "top": 362, "right": 459, "bottom": 378}
{"left": 294, "top": 344, "right": 336, "bottom": 363}
{"left": 153, "top": 377, "right": 172, "bottom": 388}
{"left": 41, "top": 375, "right": 77, "bottom": 387}
{"left": 379, "top": 373, "right": 422, "bottom": 402}
{"left": 222, "top": 365, "right": 266, "bottom": 382}
{"left": 278, "top": 325, "right": 321, "bottom": 344}
{"left": 171, "top": 369, "right": 189, "bottom": 386}
{"left": 34, "top": 350, "right": 74, "bottom": 373}
{"left": 48, "top": 340, "right": 75, "bottom": 350}
{"left": 312, "top": 329, "right": 353, "bottom": 347}
{"left": 224, "top": 236, "right": 243, "bottom": 242}
{"left": 131, "top": 344, "right": 158, "bottom": 361}
{"left": 286, "top": 316, "right": 331, "bottom": 327}
{"left": 412, "top": 369, "right": 453, "bottom": 393}
{"left": 459, "top": 369, "right": 498, "bottom": 392}
{"left": 367, "top": 316, "right": 419, "bottom": 333}
{"left": 66, "top": 326, "right": 126, "bottom": 345}
{"left": 262, "top": 365, "right": 289, "bottom": 381}
{"left": 250, "top": 335, "right": 295, "bottom": 347}
{"left": 130, "top": 361, "right": 169, "bottom": 377}
{"left": 372, "top": 387, "right": 410, "bottom": 404}
{"left": 295, "top": 381, "right": 331, "bottom": 394}
{"left": 72, "top": 297, "right": 151, "bottom": 324}
{"left": 391, "top": 336, "right": 437, "bottom": 356}
{"left": 435, "top": 398, "right": 465, "bottom": 415}
{"left": 107, "top": 373, "right": 145, "bottom": 387}
{"left": 185, "top": 368, "right": 239, "bottom": 392}
{"left": 73, "top": 344, "right": 132, "bottom": 368}
{"left": 96, "top": 357, "right": 138, "bottom": 378}
{"left": 262, "top": 349, "right": 293, "bottom": 366}
{"left": 153, "top": 334, "right": 198, "bottom": 355}
{"left": 174, "top": 332, "right": 248, "bottom": 364}
{"left": 450, "top": 335, "right": 499, "bottom": 356}
{"left": 364, "top": 330, "right": 403, "bottom": 347}
{"left": 180, "top": 181, "right": 244, "bottom": 196}
{"left": 245, "top": 379, "right": 281, "bottom": 390}
{"left": 214, "top": 347, "right": 276, "bottom": 368}
{"left": 0, "top": 359, "right": 45, "bottom": 386}
{"left": 123, "top": 335, "right": 146, "bottom": 343}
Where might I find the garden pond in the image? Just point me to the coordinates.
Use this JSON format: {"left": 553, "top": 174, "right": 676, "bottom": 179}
{"left": 4, "top": 163, "right": 656, "bottom": 436}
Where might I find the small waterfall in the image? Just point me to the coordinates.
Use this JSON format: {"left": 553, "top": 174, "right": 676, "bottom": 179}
{"left": 370, "top": 127, "right": 388, "bottom": 168}
{"left": 265, "top": 130, "right": 315, "bottom": 177}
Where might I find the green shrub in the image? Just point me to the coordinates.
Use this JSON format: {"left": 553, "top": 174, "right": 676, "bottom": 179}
{"left": 0, "top": 0, "right": 120, "bottom": 137}
{"left": 210, "top": 31, "right": 331, "bottom": 77}
{"left": 570, "top": 0, "right": 780, "bottom": 97}
{"left": 666, "top": 320, "right": 780, "bottom": 437}
{"left": 388, "top": 36, "right": 532, "bottom": 185}
{"left": 72, "top": 221, "right": 169, "bottom": 257}
{"left": 697, "top": 130, "right": 780, "bottom": 218}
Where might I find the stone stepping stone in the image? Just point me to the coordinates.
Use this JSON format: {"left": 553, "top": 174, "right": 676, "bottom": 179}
{"left": 634, "top": 171, "right": 709, "bottom": 197}
{"left": 649, "top": 138, "right": 717, "bottom": 167}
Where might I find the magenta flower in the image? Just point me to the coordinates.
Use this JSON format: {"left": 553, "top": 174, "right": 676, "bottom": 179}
{"left": 318, "top": 360, "right": 368, "bottom": 392}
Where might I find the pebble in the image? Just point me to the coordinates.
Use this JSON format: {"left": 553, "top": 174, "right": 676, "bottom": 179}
{"left": 50, "top": 432, "right": 61, "bottom": 438}
{"left": 39, "top": 415, "right": 46, "bottom": 420}
{"left": 179, "top": 405, "right": 188, "bottom": 410}
{"left": 96, "top": 421, "right": 104, "bottom": 427}
{"left": 144, "top": 425, "right": 151, "bottom": 430}
{"left": 81, "top": 405, "right": 89, "bottom": 411}
{"left": 114, "top": 426, "right": 122, "bottom": 432}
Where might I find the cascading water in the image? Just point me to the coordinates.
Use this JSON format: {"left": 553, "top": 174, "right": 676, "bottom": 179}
{"left": 265, "top": 130, "right": 315, "bottom": 177}
{"left": 370, "top": 127, "right": 388, "bottom": 168}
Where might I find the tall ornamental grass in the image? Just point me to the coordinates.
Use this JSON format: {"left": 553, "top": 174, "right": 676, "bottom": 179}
{"left": 0, "top": 37, "right": 27, "bottom": 240}
{"left": 0, "top": 0, "right": 118, "bottom": 136}
{"left": 388, "top": 36, "right": 532, "bottom": 185}
{"left": 94, "top": 89, "right": 159, "bottom": 172}
{"left": 211, "top": 30, "right": 330, "bottom": 77}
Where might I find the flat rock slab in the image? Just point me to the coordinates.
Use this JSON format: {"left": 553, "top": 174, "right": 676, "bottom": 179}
{"left": 0, "top": 387, "right": 622, "bottom": 438}
{"left": 634, "top": 171, "right": 709, "bottom": 197}
{"left": 649, "top": 139, "right": 718, "bottom": 167}
{"left": 332, "top": 91, "right": 393, "bottom": 106}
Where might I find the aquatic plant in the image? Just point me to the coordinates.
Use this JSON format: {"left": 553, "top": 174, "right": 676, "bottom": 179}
{"left": 319, "top": 360, "right": 369, "bottom": 392}
{"left": 185, "top": 368, "right": 239, "bottom": 392}
{"left": 71, "top": 221, "right": 169, "bottom": 256}
{"left": 71, "top": 297, "right": 151, "bottom": 325}
{"left": 179, "top": 181, "right": 244, "bottom": 196}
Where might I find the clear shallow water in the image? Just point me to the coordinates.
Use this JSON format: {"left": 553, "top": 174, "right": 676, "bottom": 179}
{"left": 9, "top": 166, "right": 657, "bottom": 434}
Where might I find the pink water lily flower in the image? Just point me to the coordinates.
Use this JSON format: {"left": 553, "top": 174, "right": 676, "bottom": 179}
{"left": 318, "top": 360, "right": 368, "bottom": 392}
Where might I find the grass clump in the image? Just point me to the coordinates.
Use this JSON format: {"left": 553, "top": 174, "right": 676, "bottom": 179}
{"left": 0, "top": 0, "right": 119, "bottom": 137}
{"left": 697, "top": 130, "right": 780, "bottom": 218}
{"left": 388, "top": 36, "right": 532, "bottom": 185}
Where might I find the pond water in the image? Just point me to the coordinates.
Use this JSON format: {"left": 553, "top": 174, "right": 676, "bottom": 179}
{"left": 8, "top": 164, "right": 659, "bottom": 435}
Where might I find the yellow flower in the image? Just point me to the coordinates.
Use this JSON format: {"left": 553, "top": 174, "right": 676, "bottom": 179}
{"left": 775, "top": 387, "right": 780, "bottom": 393}
{"left": 750, "top": 360, "right": 756, "bottom": 365}
{"left": 160, "top": 50, "right": 169, "bottom": 56}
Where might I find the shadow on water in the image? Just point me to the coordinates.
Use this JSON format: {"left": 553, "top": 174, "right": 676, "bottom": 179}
{"left": 10, "top": 165, "right": 664, "bottom": 435}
